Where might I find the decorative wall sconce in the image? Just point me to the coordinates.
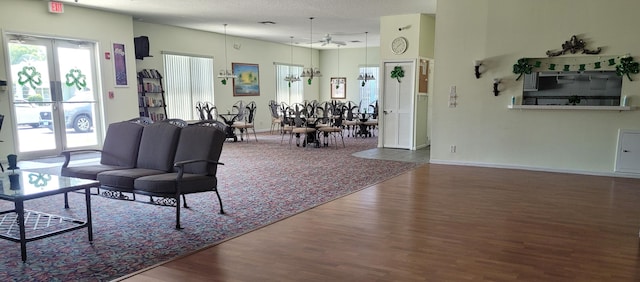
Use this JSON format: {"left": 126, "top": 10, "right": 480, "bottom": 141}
{"left": 474, "top": 60, "right": 482, "bottom": 79}
{"left": 493, "top": 78, "right": 501, "bottom": 96}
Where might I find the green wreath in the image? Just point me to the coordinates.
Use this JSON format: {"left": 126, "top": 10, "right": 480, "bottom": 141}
{"left": 390, "top": 66, "right": 404, "bottom": 83}
{"left": 513, "top": 58, "right": 533, "bottom": 81}
{"left": 615, "top": 57, "right": 640, "bottom": 81}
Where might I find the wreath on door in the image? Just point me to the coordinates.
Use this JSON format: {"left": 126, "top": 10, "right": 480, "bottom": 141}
{"left": 390, "top": 66, "right": 405, "bottom": 83}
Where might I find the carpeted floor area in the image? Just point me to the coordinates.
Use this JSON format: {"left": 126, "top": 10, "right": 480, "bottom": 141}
{"left": 0, "top": 133, "right": 421, "bottom": 281}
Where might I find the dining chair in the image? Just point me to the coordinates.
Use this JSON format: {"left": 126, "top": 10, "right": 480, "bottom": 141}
{"left": 288, "top": 103, "right": 316, "bottom": 148}
{"left": 342, "top": 100, "right": 360, "bottom": 137}
{"left": 268, "top": 100, "right": 282, "bottom": 134}
{"left": 280, "top": 103, "right": 294, "bottom": 144}
{"left": 317, "top": 112, "right": 345, "bottom": 148}
{"left": 232, "top": 101, "right": 258, "bottom": 142}
{"left": 364, "top": 100, "right": 379, "bottom": 136}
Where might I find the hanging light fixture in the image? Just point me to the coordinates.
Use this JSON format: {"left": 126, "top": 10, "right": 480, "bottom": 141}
{"left": 357, "top": 31, "right": 375, "bottom": 87}
{"left": 217, "top": 24, "right": 237, "bottom": 85}
{"left": 300, "top": 17, "right": 322, "bottom": 85}
{"left": 334, "top": 45, "right": 344, "bottom": 89}
{"left": 284, "top": 36, "right": 300, "bottom": 87}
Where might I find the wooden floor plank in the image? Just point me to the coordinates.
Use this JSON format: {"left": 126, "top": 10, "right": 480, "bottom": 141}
{"left": 120, "top": 164, "right": 640, "bottom": 281}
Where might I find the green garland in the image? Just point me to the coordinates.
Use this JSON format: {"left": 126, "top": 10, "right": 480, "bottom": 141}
{"left": 615, "top": 57, "right": 640, "bottom": 81}
{"left": 512, "top": 58, "right": 533, "bottom": 81}
{"left": 390, "top": 66, "right": 404, "bottom": 83}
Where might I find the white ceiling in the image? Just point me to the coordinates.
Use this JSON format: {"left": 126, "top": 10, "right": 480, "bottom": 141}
{"left": 55, "top": 0, "right": 436, "bottom": 49}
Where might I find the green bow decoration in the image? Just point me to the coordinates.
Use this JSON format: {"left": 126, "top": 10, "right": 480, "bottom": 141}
{"left": 17, "top": 66, "right": 43, "bottom": 90}
{"left": 221, "top": 78, "right": 227, "bottom": 85}
{"left": 65, "top": 68, "right": 87, "bottom": 90}
{"left": 615, "top": 57, "right": 640, "bottom": 81}
{"left": 390, "top": 66, "right": 404, "bottom": 83}
{"left": 512, "top": 58, "right": 533, "bottom": 81}
{"left": 308, "top": 78, "right": 312, "bottom": 85}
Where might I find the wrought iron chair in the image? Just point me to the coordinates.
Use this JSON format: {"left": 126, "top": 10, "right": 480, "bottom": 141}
{"left": 231, "top": 101, "right": 258, "bottom": 142}
{"left": 342, "top": 100, "right": 360, "bottom": 137}
{"left": 268, "top": 100, "right": 283, "bottom": 134}
{"left": 288, "top": 103, "right": 316, "bottom": 148}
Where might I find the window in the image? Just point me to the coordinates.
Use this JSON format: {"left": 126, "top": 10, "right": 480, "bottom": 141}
{"left": 163, "top": 53, "right": 214, "bottom": 120}
{"left": 359, "top": 66, "right": 379, "bottom": 110}
{"left": 275, "top": 63, "right": 303, "bottom": 105}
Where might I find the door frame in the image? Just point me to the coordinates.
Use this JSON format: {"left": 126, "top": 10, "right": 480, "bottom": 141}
{"left": 3, "top": 31, "right": 103, "bottom": 160}
{"left": 379, "top": 59, "right": 416, "bottom": 150}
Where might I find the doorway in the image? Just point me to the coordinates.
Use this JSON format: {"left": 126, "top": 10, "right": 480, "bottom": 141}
{"left": 7, "top": 33, "right": 100, "bottom": 159}
{"left": 382, "top": 60, "right": 415, "bottom": 149}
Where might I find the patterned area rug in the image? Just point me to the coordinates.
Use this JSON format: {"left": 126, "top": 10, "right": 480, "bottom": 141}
{"left": 0, "top": 133, "right": 420, "bottom": 281}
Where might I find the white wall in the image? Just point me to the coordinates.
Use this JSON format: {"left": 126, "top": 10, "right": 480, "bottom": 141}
{"left": 318, "top": 47, "right": 380, "bottom": 103}
{"left": 132, "top": 21, "right": 323, "bottom": 130}
{"left": 431, "top": 0, "right": 640, "bottom": 174}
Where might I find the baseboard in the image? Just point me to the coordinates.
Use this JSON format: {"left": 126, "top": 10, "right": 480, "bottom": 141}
{"left": 429, "top": 159, "right": 640, "bottom": 179}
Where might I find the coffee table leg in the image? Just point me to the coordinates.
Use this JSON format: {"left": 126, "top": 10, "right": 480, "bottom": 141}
{"left": 15, "top": 200, "right": 27, "bottom": 262}
{"left": 85, "top": 187, "right": 93, "bottom": 242}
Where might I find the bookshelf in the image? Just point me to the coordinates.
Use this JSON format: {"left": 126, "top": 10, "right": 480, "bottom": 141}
{"left": 137, "top": 69, "right": 167, "bottom": 121}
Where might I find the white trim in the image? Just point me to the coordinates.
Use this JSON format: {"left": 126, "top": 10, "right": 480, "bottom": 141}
{"left": 508, "top": 105, "right": 632, "bottom": 111}
{"left": 429, "top": 159, "right": 640, "bottom": 179}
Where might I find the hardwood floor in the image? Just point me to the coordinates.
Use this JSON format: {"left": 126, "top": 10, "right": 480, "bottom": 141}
{"left": 119, "top": 164, "right": 640, "bottom": 281}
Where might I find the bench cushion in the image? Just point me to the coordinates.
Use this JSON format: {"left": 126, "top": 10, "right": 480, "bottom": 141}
{"left": 97, "top": 168, "right": 167, "bottom": 191}
{"left": 135, "top": 173, "right": 216, "bottom": 195}
{"left": 63, "top": 164, "right": 129, "bottom": 180}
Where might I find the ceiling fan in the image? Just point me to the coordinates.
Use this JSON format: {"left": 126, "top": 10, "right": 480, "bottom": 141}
{"left": 318, "top": 34, "right": 346, "bottom": 46}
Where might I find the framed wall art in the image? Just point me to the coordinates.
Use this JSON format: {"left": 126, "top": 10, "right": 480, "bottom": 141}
{"left": 113, "top": 43, "right": 128, "bottom": 87}
{"left": 331, "top": 77, "right": 346, "bottom": 99}
{"left": 232, "top": 63, "right": 260, "bottom": 96}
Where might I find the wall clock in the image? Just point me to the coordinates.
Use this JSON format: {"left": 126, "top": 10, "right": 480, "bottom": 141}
{"left": 391, "top": 36, "right": 408, "bottom": 55}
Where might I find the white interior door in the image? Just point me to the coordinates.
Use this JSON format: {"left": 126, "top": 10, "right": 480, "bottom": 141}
{"left": 382, "top": 60, "right": 415, "bottom": 149}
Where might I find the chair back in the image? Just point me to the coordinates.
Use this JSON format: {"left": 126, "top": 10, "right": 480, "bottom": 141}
{"left": 136, "top": 121, "right": 184, "bottom": 171}
{"left": 369, "top": 100, "right": 379, "bottom": 119}
{"left": 343, "top": 101, "right": 359, "bottom": 121}
{"left": 100, "top": 120, "right": 146, "bottom": 167}
{"left": 173, "top": 123, "right": 226, "bottom": 175}
{"left": 315, "top": 101, "right": 330, "bottom": 124}
{"left": 289, "top": 103, "right": 307, "bottom": 127}
{"left": 245, "top": 101, "right": 257, "bottom": 124}
{"left": 232, "top": 100, "right": 245, "bottom": 121}
{"left": 268, "top": 100, "right": 280, "bottom": 119}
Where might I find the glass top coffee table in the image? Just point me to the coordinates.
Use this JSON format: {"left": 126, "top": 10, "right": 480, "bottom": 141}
{"left": 0, "top": 170, "right": 99, "bottom": 262}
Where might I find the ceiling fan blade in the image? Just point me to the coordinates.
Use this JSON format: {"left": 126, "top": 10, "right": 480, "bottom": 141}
{"left": 334, "top": 41, "right": 347, "bottom": 46}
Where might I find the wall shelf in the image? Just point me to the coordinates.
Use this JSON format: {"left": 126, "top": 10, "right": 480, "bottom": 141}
{"left": 508, "top": 105, "right": 633, "bottom": 111}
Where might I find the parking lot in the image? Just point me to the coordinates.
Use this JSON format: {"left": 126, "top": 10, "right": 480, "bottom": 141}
{"left": 17, "top": 125, "right": 98, "bottom": 152}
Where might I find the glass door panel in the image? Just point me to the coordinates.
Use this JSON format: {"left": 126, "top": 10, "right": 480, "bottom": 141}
{"left": 55, "top": 44, "right": 98, "bottom": 148}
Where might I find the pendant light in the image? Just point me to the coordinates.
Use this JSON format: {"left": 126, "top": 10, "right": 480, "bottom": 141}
{"left": 357, "top": 31, "right": 375, "bottom": 87}
{"left": 300, "top": 17, "right": 322, "bottom": 85}
{"left": 217, "top": 24, "right": 237, "bottom": 85}
{"left": 334, "top": 45, "right": 344, "bottom": 89}
{"left": 284, "top": 36, "right": 300, "bottom": 87}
